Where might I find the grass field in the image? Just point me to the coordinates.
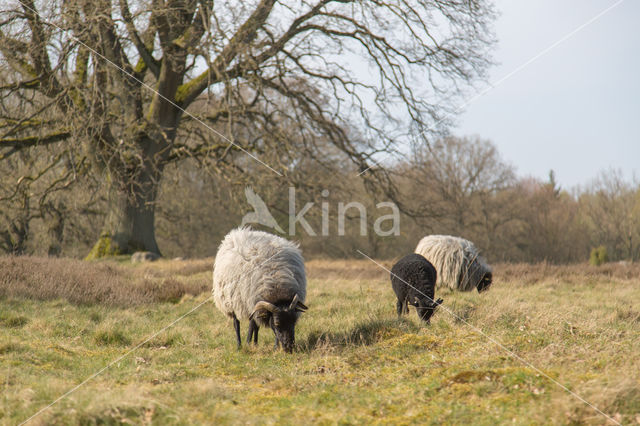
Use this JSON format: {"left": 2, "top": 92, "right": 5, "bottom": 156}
{"left": 1, "top": 257, "right": 640, "bottom": 424}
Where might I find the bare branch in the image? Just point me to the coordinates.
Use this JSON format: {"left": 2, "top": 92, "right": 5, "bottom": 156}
{"left": 119, "top": 0, "right": 160, "bottom": 78}
{"left": 21, "top": 0, "right": 63, "bottom": 97}
{"left": 0, "top": 130, "right": 71, "bottom": 151}
{"left": 176, "top": 0, "right": 277, "bottom": 106}
{"left": 0, "top": 78, "right": 39, "bottom": 91}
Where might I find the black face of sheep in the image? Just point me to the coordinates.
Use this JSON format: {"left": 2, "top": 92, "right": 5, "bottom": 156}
{"left": 476, "top": 272, "right": 493, "bottom": 292}
{"left": 249, "top": 295, "right": 308, "bottom": 353}
{"left": 412, "top": 297, "right": 444, "bottom": 323}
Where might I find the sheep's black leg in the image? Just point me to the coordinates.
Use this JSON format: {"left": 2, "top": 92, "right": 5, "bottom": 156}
{"left": 246, "top": 320, "right": 254, "bottom": 345}
{"left": 247, "top": 320, "right": 259, "bottom": 345}
{"left": 399, "top": 299, "right": 409, "bottom": 315}
{"left": 233, "top": 314, "right": 241, "bottom": 349}
{"left": 396, "top": 299, "right": 403, "bottom": 317}
{"left": 270, "top": 322, "right": 279, "bottom": 350}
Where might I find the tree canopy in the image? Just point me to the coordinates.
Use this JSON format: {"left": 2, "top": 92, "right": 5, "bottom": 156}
{"left": 0, "top": 0, "right": 495, "bottom": 256}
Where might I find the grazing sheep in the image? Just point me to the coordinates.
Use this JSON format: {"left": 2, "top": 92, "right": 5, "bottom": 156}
{"left": 390, "top": 253, "right": 443, "bottom": 323}
{"left": 415, "top": 235, "right": 492, "bottom": 292}
{"left": 212, "top": 227, "right": 308, "bottom": 352}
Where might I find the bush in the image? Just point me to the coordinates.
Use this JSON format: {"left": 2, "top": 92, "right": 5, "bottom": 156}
{"left": 589, "top": 246, "right": 609, "bottom": 266}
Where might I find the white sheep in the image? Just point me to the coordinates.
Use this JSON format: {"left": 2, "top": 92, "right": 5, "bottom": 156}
{"left": 415, "top": 235, "right": 492, "bottom": 292}
{"left": 212, "top": 227, "right": 308, "bottom": 352}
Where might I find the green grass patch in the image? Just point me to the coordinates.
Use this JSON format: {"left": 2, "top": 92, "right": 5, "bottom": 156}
{"left": 0, "top": 314, "right": 28, "bottom": 328}
{"left": 94, "top": 329, "right": 132, "bottom": 346}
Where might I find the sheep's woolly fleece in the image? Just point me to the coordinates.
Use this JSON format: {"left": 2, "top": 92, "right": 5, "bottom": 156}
{"left": 390, "top": 253, "right": 437, "bottom": 307}
{"left": 415, "top": 235, "right": 491, "bottom": 292}
{"left": 213, "top": 227, "right": 306, "bottom": 320}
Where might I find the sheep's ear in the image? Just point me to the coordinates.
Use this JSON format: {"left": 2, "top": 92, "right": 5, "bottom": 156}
{"left": 251, "top": 301, "right": 279, "bottom": 319}
{"left": 295, "top": 301, "right": 308, "bottom": 313}
{"left": 288, "top": 294, "right": 308, "bottom": 312}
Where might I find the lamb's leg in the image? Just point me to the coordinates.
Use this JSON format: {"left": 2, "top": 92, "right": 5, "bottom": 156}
{"left": 233, "top": 313, "right": 241, "bottom": 349}
{"left": 253, "top": 323, "right": 259, "bottom": 344}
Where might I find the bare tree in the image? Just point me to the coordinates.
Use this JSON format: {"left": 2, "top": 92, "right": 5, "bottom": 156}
{"left": 0, "top": 129, "right": 87, "bottom": 255}
{"left": 1, "top": 0, "right": 495, "bottom": 256}
{"left": 579, "top": 170, "right": 640, "bottom": 261}
{"left": 400, "top": 136, "right": 515, "bottom": 232}
{"left": 510, "top": 175, "right": 588, "bottom": 263}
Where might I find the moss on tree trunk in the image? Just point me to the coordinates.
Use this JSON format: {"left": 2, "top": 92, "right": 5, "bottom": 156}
{"left": 86, "top": 164, "right": 162, "bottom": 259}
{"left": 85, "top": 233, "right": 121, "bottom": 260}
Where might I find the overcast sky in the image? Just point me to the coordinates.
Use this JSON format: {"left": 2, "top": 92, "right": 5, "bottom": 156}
{"left": 455, "top": 0, "right": 640, "bottom": 189}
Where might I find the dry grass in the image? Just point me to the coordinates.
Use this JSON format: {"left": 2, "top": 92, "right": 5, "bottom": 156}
{"left": 134, "top": 257, "right": 214, "bottom": 278}
{"left": 306, "top": 258, "right": 392, "bottom": 280}
{"left": 6, "top": 256, "right": 634, "bottom": 308}
{"left": 495, "top": 261, "right": 640, "bottom": 284}
{"left": 1, "top": 257, "right": 640, "bottom": 424}
{"left": 0, "top": 256, "right": 210, "bottom": 307}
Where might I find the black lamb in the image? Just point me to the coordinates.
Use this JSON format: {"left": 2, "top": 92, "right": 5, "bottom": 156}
{"left": 390, "top": 253, "right": 443, "bottom": 322}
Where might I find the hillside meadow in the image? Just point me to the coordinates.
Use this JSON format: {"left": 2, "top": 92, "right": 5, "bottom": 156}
{"left": 1, "top": 257, "right": 639, "bottom": 424}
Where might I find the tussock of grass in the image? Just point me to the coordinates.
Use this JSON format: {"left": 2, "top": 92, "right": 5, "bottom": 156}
{"left": 89, "top": 312, "right": 102, "bottom": 323}
{"left": 382, "top": 332, "right": 439, "bottom": 350}
{"left": 449, "top": 300, "right": 477, "bottom": 324}
{"left": 615, "top": 306, "right": 640, "bottom": 323}
{"left": 94, "top": 329, "right": 132, "bottom": 346}
{"left": 0, "top": 342, "right": 25, "bottom": 354}
{"left": 1, "top": 258, "right": 640, "bottom": 424}
{"left": 75, "top": 405, "right": 156, "bottom": 425}
{"left": 607, "top": 386, "right": 640, "bottom": 415}
{"left": 0, "top": 314, "right": 28, "bottom": 328}
{"left": 143, "top": 331, "right": 185, "bottom": 348}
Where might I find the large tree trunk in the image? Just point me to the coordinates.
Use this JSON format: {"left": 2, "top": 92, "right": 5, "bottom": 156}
{"left": 108, "top": 179, "right": 161, "bottom": 255}
{"left": 42, "top": 201, "right": 65, "bottom": 257}
{"left": 85, "top": 45, "right": 183, "bottom": 260}
{"left": 86, "top": 156, "right": 164, "bottom": 259}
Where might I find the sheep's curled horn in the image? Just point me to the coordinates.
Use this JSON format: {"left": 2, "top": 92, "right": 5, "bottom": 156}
{"left": 250, "top": 294, "right": 308, "bottom": 317}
